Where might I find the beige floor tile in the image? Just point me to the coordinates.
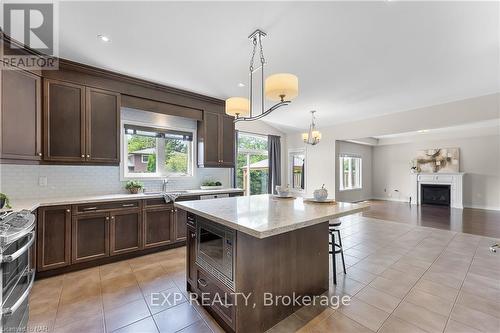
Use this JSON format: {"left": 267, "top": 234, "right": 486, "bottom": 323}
{"left": 112, "top": 317, "right": 159, "bottom": 333}
{"left": 339, "top": 297, "right": 390, "bottom": 331}
{"left": 329, "top": 276, "right": 366, "bottom": 298}
{"left": 267, "top": 314, "right": 306, "bottom": 333}
{"left": 177, "top": 320, "right": 212, "bottom": 333}
{"left": 100, "top": 261, "right": 132, "bottom": 281}
{"left": 293, "top": 303, "right": 335, "bottom": 324}
{"left": 456, "top": 291, "right": 500, "bottom": 319}
{"left": 104, "top": 298, "right": 151, "bottom": 332}
{"left": 102, "top": 284, "right": 143, "bottom": 311}
{"left": 354, "top": 286, "right": 400, "bottom": 313}
{"left": 144, "top": 286, "right": 187, "bottom": 315}
{"left": 421, "top": 271, "right": 464, "bottom": 289}
{"left": 413, "top": 279, "right": 459, "bottom": 302}
{"left": 53, "top": 317, "right": 105, "bottom": 333}
{"left": 302, "top": 311, "right": 373, "bottom": 333}
{"left": 380, "top": 268, "right": 421, "bottom": 284}
{"left": 379, "top": 316, "right": 428, "bottom": 333}
{"left": 153, "top": 302, "right": 202, "bottom": 333}
{"left": 369, "top": 276, "right": 413, "bottom": 299}
{"left": 451, "top": 304, "right": 500, "bottom": 333}
{"left": 393, "top": 301, "right": 448, "bottom": 333}
{"left": 444, "top": 320, "right": 482, "bottom": 333}
{"left": 389, "top": 261, "right": 427, "bottom": 277}
{"left": 54, "top": 297, "right": 103, "bottom": 328}
{"left": 345, "top": 266, "right": 378, "bottom": 284}
{"left": 405, "top": 289, "right": 455, "bottom": 317}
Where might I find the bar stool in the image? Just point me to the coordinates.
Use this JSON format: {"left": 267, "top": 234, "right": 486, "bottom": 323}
{"left": 329, "top": 221, "right": 346, "bottom": 284}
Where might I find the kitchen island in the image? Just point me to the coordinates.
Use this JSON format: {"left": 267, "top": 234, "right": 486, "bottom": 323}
{"left": 175, "top": 194, "right": 369, "bottom": 333}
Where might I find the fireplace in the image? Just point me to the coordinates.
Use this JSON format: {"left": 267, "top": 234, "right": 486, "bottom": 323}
{"left": 421, "top": 184, "right": 451, "bottom": 206}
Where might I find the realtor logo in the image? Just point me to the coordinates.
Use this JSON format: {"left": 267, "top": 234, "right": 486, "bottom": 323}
{"left": 1, "top": 3, "right": 58, "bottom": 69}
{"left": 4, "top": 3, "right": 54, "bottom": 54}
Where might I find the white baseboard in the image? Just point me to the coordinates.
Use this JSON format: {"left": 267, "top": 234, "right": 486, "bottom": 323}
{"left": 371, "top": 197, "right": 410, "bottom": 203}
{"left": 371, "top": 198, "right": 500, "bottom": 211}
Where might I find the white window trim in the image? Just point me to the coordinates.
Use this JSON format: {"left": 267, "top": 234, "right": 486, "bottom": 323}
{"left": 120, "top": 119, "right": 197, "bottom": 181}
{"left": 288, "top": 148, "right": 306, "bottom": 193}
{"left": 141, "top": 155, "right": 149, "bottom": 163}
{"left": 339, "top": 155, "right": 362, "bottom": 191}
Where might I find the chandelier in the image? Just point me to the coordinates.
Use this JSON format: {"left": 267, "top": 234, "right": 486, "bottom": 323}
{"left": 225, "top": 29, "right": 299, "bottom": 122}
{"left": 302, "top": 111, "right": 321, "bottom": 145}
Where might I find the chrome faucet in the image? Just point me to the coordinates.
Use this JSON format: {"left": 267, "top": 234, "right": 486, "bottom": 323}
{"left": 162, "top": 178, "right": 169, "bottom": 193}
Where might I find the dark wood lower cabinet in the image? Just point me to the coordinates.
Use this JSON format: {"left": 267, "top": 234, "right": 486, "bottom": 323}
{"left": 186, "top": 226, "right": 196, "bottom": 286}
{"left": 72, "top": 212, "right": 110, "bottom": 263}
{"left": 37, "top": 206, "right": 71, "bottom": 271}
{"left": 174, "top": 208, "right": 187, "bottom": 241}
{"left": 110, "top": 209, "right": 142, "bottom": 255}
{"left": 143, "top": 206, "right": 174, "bottom": 248}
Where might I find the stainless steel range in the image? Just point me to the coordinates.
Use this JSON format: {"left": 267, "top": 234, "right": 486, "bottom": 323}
{"left": 0, "top": 210, "right": 36, "bottom": 333}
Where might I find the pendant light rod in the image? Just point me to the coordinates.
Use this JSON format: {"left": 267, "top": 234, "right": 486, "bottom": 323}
{"left": 225, "top": 29, "right": 299, "bottom": 122}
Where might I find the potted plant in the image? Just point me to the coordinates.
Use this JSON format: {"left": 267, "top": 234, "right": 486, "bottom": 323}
{"left": 125, "top": 180, "right": 143, "bottom": 194}
{"left": 0, "top": 193, "right": 12, "bottom": 209}
{"left": 200, "top": 180, "right": 223, "bottom": 190}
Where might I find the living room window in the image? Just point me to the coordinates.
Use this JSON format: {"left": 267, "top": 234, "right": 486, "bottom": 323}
{"left": 236, "top": 132, "right": 269, "bottom": 196}
{"left": 123, "top": 123, "right": 194, "bottom": 178}
{"left": 339, "top": 155, "right": 362, "bottom": 190}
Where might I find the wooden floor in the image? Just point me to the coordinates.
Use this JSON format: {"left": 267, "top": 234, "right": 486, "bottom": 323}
{"left": 358, "top": 200, "right": 500, "bottom": 238}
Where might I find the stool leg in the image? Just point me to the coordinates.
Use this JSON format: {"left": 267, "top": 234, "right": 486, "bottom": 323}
{"left": 331, "top": 231, "right": 337, "bottom": 284}
{"left": 336, "top": 229, "right": 347, "bottom": 274}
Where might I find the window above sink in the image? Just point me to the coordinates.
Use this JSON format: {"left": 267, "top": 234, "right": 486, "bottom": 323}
{"left": 121, "top": 115, "right": 196, "bottom": 180}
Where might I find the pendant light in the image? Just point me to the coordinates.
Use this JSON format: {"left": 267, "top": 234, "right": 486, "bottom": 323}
{"left": 302, "top": 111, "right": 321, "bottom": 145}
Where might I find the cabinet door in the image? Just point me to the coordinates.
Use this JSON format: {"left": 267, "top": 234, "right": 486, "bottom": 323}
{"left": 1, "top": 69, "right": 42, "bottom": 161}
{"left": 44, "top": 79, "right": 85, "bottom": 162}
{"left": 219, "top": 115, "right": 235, "bottom": 167}
{"left": 86, "top": 87, "right": 120, "bottom": 163}
{"left": 72, "top": 212, "right": 109, "bottom": 263}
{"left": 37, "top": 206, "right": 71, "bottom": 271}
{"left": 174, "top": 208, "right": 187, "bottom": 241}
{"left": 143, "top": 206, "right": 174, "bottom": 248}
{"left": 186, "top": 226, "right": 196, "bottom": 286}
{"left": 202, "top": 112, "right": 220, "bottom": 166}
{"left": 110, "top": 209, "right": 142, "bottom": 255}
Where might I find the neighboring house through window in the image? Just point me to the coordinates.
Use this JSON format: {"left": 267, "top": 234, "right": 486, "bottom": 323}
{"left": 339, "top": 155, "right": 362, "bottom": 190}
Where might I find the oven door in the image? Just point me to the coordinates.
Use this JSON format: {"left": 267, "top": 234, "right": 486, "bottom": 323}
{"left": 1, "top": 267, "right": 34, "bottom": 332}
{"left": 1, "top": 229, "right": 35, "bottom": 303}
{"left": 196, "top": 220, "right": 233, "bottom": 280}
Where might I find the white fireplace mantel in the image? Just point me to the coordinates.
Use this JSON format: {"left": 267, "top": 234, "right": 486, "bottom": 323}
{"left": 410, "top": 173, "right": 465, "bottom": 209}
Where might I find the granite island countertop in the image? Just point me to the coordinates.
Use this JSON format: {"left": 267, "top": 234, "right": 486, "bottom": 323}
{"left": 3, "top": 188, "right": 244, "bottom": 212}
{"left": 175, "top": 194, "right": 369, "bottom": 238}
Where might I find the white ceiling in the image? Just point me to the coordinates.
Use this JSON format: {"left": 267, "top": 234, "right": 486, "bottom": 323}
{"left": 52, "top": 1, "right": 499, "bottom": 130}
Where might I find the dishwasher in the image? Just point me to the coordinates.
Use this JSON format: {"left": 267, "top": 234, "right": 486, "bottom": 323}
{"left": 199, "top": 193, "right": 230, "bottom": 200}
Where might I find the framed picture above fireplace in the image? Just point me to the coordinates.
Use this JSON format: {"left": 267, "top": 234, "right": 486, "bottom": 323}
{"left": 415, "top": 147, "right": 459, "bottom": 173}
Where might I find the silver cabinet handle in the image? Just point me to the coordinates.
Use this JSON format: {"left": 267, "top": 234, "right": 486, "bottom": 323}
{"left": 66, "top": 209, "right": 70, "bottom": 213}
{"left": 191, "top": 233, "right": 196, "bottom": 239}
{"left": 86, "top": 154, "right": 90, "bottom": 158}
{"left": 82, "top": 207, "right": 97, "bottom": 211}
{"left": 38, "top": 152, "right": 42, "bottom": 156}
{"left": 1, "top": 231, "right": 35, "bottom": 263}
{"left": 1, "top": 269, "right": 35, "bottom": 316}
{"left": 81, "top": 155, "right": 85, "bottom": 158}
{"left": 105, "top": 216, "right": 110, "bottom": 220}
{"left": 122, "top": 203, "right": 135, "bottom": 207}
{"left": 197, "top": 278, "right": 208, "bottom": 287}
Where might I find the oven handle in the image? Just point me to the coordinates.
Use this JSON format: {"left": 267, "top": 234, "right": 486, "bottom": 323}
{"left": 1, "top": 269, "right": 35, "bottom": 316}
{"left": 1, "top": 231, "right": 35, "bottom": 263}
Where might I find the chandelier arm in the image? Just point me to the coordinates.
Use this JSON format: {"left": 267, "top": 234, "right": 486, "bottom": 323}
{"left": 234, "top": 100, "right": 290, "bottom": 123}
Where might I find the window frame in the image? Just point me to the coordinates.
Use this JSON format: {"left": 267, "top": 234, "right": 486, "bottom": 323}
{"left": 236, "top": 132, "right": 269, "bottom": 196}
{"left": 288, "top": 148, "right": 306, "bottom": 193}
{"left": 120, "top": 120, "right": 196, "bottom": 180}
{"left": 338, "top": 155, "right": 362, "bottom": 191}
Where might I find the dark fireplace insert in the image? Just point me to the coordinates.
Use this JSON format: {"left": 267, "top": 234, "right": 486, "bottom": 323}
{"left": 421, "top": 184, "right": 451, "bottom": 206}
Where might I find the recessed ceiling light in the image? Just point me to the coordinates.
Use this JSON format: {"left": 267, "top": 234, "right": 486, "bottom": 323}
{"left": 97, "top": 34, "right": 110, "bottom": 42}
{"left": 237, "top": 83, "right": 245, "bottom": 87}
{"left": 417, "top": 129, "right": 430, "bottom": 133}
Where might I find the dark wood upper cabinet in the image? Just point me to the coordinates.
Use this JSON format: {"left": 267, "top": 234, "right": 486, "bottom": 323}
{"left": 198, "top": 112, "right": 235, "bottom": 168}
{"left": 43, "top": 79, "right": 120, "bottom": 164}
{"left": 37, "top": 206, "right": 72, "bottom": 271}
{"left": 44, "top": 79, "right": 86, "bottom": 162}
{"left": 86, "top": 87, "right": 120, "bottom": 163}
{"left": 72, "top": 212, "right": 110, "bottom": 263}
{"left": 110, "top": 209, "right": 142, "bottom": 255}
{"left": 1, "top": 69, "right": 42, "bottom": 162}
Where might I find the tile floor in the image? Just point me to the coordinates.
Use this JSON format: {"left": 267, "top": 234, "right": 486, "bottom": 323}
{"left": 28, "top": 214, "right": 500, "bottom": 333}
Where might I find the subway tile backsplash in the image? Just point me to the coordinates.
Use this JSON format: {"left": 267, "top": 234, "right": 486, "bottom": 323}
{"left": 0, "top": 164, "right": 231, "bottom": 200}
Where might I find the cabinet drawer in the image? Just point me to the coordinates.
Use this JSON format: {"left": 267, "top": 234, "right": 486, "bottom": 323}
{"left": 74, "top": 200, "right": 140, "bottom": 213}
{"left": 196, "top": 269, "right": 235, "bottom": 328}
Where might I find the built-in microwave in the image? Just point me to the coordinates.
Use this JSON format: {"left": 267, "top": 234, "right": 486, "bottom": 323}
{"left": 195, "top": 216, "right": 235, "bottom": 291}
